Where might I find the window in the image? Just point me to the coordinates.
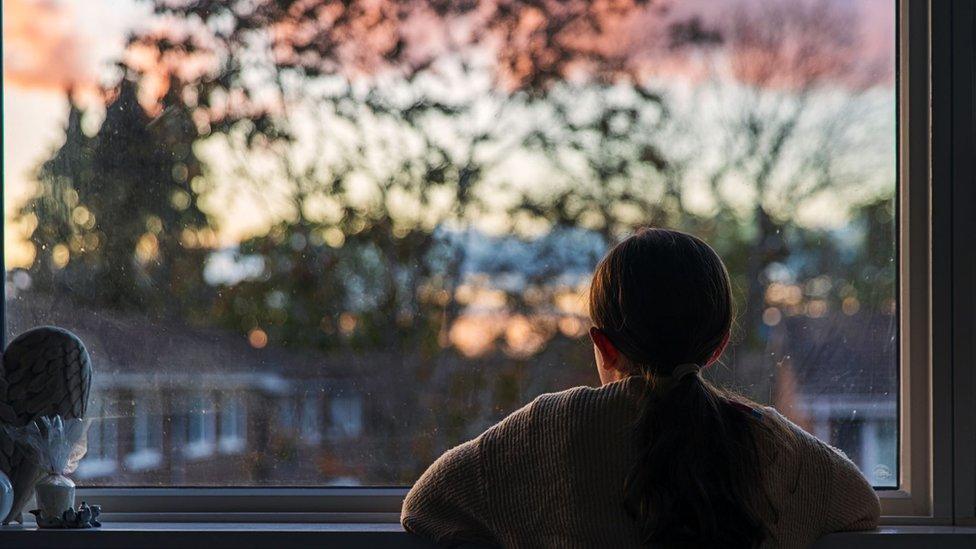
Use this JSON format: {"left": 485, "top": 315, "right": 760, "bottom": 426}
{"left": 219, "top": 393, "right": 248, "bottom": 454}
{"left": 125, "top": 394, "right": 163, "bottom": 471}
{"left": 278, "top": 398, "right": 297, "bottom": 433}
{"left": 300, "top": 394, "right": 323, "bottom": 445}
{"left": 10, "top": 0, "right": 972, "bottom": 522}
{"left": 76, "top": 395, "right": 117, "bottom": 480}
{"left": 328, "top": 395, "right": 364, "bottom": 441}
{"left": 182, "top": 393, "right": 216, "bottom": 460}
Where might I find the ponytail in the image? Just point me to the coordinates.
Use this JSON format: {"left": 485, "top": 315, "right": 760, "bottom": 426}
{"left": 589, "top": 228, "right": 776, "bottom": 547}
{"left": 624, "top": 370, "right": 770, "bottom": 547}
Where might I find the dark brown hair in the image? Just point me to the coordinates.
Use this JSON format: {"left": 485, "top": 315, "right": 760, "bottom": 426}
{"left": 589, "top": 227, "right": 772, "bottom": 547}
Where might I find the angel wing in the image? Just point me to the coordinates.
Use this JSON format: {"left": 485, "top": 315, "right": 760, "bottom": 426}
{"left": 0, "top": 326, "right": 93, "bottom": 524}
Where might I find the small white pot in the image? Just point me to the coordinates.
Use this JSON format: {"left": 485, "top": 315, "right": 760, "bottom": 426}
{"left": 34, "top": 473, "right": 75, "bottom": 520}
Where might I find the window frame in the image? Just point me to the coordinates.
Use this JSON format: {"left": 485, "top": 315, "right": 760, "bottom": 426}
{"left": 877, "top": 0, "right": 975, "bottom": 524}
{"left": 0, "top": 0, "right": 972, "bottom": 525}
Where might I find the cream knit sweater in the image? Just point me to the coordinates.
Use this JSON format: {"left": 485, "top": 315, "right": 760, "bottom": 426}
{"left": 402, "top": 376, "right": 880, "bottom": 548}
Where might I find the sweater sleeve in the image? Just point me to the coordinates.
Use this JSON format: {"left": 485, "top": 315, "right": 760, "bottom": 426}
{"left": 822, "top": 445, "right": 881, "bottom": 533}
{"left": 401, "top": 438, "right": 494, "bottom": 546}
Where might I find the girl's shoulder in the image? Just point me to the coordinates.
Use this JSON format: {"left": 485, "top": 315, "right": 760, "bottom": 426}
{"left": 755, "top": 405, "right": 873, "bottom": 489}
{"left": 758, "top": 406, "right": 847, "bottom": 457}
{"left": 757, "top": 407, "right": 880, "bottom": 535}
{"left": 480, "top": 378, "right": 641, "bottom": 450}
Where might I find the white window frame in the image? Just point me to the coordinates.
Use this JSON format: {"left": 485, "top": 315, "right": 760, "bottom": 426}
{"left": 182, "top": 392, "right": 217, "bottom": 460}
{"left": 3, "top": 0, "right": 968, "bottom": 525}
{"left": 124, "top": 394, "right": 163, "bottom": 472}
{"left": 218, "top": 392, "right": 247, "bottom": 454}
{"left": 877, "top": 0, "right": 976, "bottom": 525}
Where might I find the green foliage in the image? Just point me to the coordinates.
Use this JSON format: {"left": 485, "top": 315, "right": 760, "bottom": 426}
{"left": 23, "top": 76, "right": 212, "bottom": 318}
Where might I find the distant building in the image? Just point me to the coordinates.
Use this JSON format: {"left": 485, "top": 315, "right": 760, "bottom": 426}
{"left": 6, "top": 294, "right": 371, "bottom": 485}
{"left": 6, "top": 289, "right": 898, "bottom": 487}
{"left": 772, "top": 313, "right": 898, "bottom": 486}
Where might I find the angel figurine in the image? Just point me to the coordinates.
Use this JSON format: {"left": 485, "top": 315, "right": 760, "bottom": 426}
{"left": 0, "top": 327, "right": 93, "bottom": 524}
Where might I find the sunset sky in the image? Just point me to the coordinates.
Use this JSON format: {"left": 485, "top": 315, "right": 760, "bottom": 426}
{"left": 3, "top": 0, "right": 895, "bottom": 270}
{"left": 4, "top": 0, "right": 151, "bottom": 267}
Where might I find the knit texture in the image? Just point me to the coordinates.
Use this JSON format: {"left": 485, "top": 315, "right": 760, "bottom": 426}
{"left": 402, "top": 376, "right": 880, "bottom": 548}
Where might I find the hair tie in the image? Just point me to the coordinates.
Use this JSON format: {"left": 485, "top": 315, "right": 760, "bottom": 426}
{"left": 669, "top": 363, "right": 701, "bottom": 381}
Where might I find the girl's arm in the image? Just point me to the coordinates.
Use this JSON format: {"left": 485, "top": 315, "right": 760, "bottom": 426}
{"left": 401, "top": 438, "right": 495, "bottom": 546}
{"left": 823, "top": 446, "right": 882, "bottom": 533}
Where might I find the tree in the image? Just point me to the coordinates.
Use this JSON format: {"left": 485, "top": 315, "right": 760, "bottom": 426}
{"left": 669, "top": 0, "right": 892, "bottom": 340}
{"left": 22, "top": 73, "right": 213, "bottom": 319}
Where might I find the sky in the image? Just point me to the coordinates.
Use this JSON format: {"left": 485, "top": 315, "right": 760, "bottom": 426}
{"left": 3, "top": 0, "right": 895, "bottom": 270}
{"left": 4, "top": 0, "right": 152, "bottom": 267}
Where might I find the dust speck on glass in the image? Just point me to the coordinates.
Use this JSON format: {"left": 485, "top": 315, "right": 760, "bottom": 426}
{"left": 3, "top": 0, "right": 897, "bottom": 487}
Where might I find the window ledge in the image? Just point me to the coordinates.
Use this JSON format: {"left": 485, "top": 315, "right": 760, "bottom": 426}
{"left": 0, "top": 524, "right": 973, "bottom": 548}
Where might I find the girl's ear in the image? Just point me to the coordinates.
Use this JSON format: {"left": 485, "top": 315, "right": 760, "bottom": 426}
{"left": 590, "top": 327, "right": 622, "bottom": 371}
{"left": 706, "top": 330, "right": 731, "bottom": 366}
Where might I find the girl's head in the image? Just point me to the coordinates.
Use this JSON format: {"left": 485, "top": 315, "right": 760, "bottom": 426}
{"left": 588, "top": 227, "right": 732, "bottom": 383}
{"left": 587, "top": 228, "right": 772, "bottom": 548}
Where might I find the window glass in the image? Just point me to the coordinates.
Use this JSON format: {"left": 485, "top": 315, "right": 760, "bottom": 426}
{"left": 76, "top": 395, "right": 117, "bottom": 480}
{"left": 219, "top": 393, "right": 247, "bottom": 454}
{"left": 278, "top": 399, "right": 297, "bottom": 433}
{"left": 328, "top": 396, "right": 364, "bottom": 440}
{"left": 4, "top": 0, "right": 897, "bottom": 487}
{"left": 125, "top": 394, "right": 163, "bottom": 472}
{"left": 183, "top": 393, "right": 216, "bottom": 459}
{"left": 300, "top": 395, "right": 323, "bottom": 445}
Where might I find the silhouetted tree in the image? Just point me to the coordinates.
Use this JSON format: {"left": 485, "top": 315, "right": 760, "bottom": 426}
{"left": 23, "top": 75, "right": 212, "bottom": 319}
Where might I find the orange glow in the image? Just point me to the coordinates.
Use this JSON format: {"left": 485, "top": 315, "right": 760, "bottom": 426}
{"left": 766, "top": 283, "right": 803, "bottom": 307}
{"left": 558, "top": 316, "right": 587, "bottom": 338}
{"left": 449, "top": 314, "right": 503, "bottom": 358}
{"left": 554, "top": 289, "right": 587, "bottom": 316}
{"left": 123, "top": 25, "right": 219, "bottom": 114}
{"left": 762, "top": 307, "right": 782, "bottom": 327}
{"left": 806, "top": 299, "right": 828, "bottom": 318}
{"left": 248, "top": 328, "right": 269, "bottom": 348}
{"left": 842, "top": 296, "right": 861, "bottom": 316}
{"left": 135, "top": 233, "right": 160, "bottom": 264}
{"left": 3, "top": 0, "right": 95, "bottom": 93}
{"left": 503, "top": 314, "right": 547, "bottom": 358}
{"left": 339, "top": 312, "right": 358, "bottom": 335}
{"left": 51, "top": 244, "right": 70, "bottom": 269}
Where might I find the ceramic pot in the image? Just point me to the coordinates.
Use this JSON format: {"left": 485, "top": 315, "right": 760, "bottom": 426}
{"left": 34, "top": 473, "right": 74, "bottom": 520}
{"left": 0, "top": 470, "right": 12, "bottom": 521}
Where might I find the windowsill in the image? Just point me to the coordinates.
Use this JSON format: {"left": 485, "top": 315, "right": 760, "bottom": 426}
{"left": 0, "top": 524, "right": 973, "bottom": 548}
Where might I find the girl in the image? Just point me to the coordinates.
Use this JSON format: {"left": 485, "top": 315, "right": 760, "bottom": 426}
{"left": 402, "top": 228, "right": 880, "bottom": 547}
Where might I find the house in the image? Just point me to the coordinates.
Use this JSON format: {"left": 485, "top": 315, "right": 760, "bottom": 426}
{"left": 5, "top": 294, "right": 369, "bottom": 486}
{"left": 772, "top": 312, "right": 898, "bottom": 486}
